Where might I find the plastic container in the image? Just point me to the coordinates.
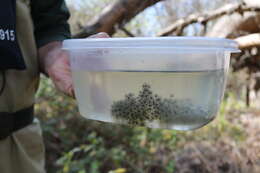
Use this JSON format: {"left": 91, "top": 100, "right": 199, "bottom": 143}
{"left": 63, "top": 37, "right": 240, "bottom": 130}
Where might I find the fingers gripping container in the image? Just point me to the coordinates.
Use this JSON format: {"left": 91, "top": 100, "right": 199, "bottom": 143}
{"left": 63, "top": 37, "right": 240, "bottom": 130}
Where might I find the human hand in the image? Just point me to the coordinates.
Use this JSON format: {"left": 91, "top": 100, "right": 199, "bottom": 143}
{"left": 38, "top": 32, "right": 110, "bottom": 97}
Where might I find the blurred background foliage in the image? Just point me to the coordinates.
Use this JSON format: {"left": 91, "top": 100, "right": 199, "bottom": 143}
{"left": 35, "top": 0, "right": 260, "bottom": 172}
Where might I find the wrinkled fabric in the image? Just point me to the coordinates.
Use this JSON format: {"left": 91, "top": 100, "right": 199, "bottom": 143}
{"left": 0, "top": 0, "right": 70, "bottom": 172}
{"left": 0, "top": 0, "right": 26, "bottom": 70}
{"left": 30, "top": 0, "right": 71, "bottom": 48}
{"left": 0, "top": 119, "right": 45, "bottom": 173}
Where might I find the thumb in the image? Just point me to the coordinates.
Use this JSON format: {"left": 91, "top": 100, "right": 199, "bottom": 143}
{"left": 88, "top": 32, "right": 110, "bottom": 38}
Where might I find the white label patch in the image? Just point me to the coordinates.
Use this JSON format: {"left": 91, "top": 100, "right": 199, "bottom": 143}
{"left": 0, "top": 29, "right": 15, "bottom": 41}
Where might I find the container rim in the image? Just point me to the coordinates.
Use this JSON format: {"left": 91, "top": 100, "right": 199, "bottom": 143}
{"left": 63, "top": 36, "right": 240, "bottom": 52}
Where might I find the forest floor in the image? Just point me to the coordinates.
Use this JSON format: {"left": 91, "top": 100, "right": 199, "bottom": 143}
{"left": 172, "top": 107, "right": 260, "bottom": 173}
{"left": 35, "top": 78, "right": 260, "bottom": 173}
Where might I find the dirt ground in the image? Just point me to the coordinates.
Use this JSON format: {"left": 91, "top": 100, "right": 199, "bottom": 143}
{"left": 173, "top": 108, "right": 260, "bottom": 173}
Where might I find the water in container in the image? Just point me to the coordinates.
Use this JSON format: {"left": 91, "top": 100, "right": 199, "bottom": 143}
{"left": 63, "top": 37, "right": 240, "bottom": 130}
{"left": 73, "top": 69, "right": 226, "bottom": 130}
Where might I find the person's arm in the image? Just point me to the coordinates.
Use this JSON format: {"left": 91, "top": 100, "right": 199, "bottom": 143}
{"left": 38, "top": 41, "right": 74, "bottom": 97}
{"left": 30, "top": 0, "right": 74, "bottom": 96}
{"left": 30, "top": 0, "right": 71, "bottom": 48}
{"left": 31, "top": 1, "right": 109, "bottom": 97}
{"left": 37, "top": 32, "right": 109, "bottom": 97}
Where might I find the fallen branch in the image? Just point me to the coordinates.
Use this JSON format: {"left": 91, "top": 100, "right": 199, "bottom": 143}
{"left": 118, "top": 25, "right": 136, "bottom": 37}
{"left": 235, "top": 33, "right": 260, "bottom": 49}
{"left": 73, "top": 0, "right": 163, "bottom": 38}
{"left": 157, "top": 3, "right": 260, "bottom": 36}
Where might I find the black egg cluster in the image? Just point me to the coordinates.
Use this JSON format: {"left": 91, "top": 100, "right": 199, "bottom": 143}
{"left": 111, "top": 83, "right": 179, "bottom": 126}
{"left": 111, "top": 83, "right": 212, "bottom": 126}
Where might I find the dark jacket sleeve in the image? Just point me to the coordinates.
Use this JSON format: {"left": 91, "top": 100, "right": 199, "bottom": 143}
{"left": 30, "top": 0, "right": 71, "bottom": 48}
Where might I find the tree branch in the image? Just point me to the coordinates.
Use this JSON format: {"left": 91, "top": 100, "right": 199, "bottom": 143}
{"left": 157, "top": 3, "right": 260, "bottom": 36}
{"left": 73, "top": 0, "right": 163, "bottom": 38}
{"left": 235, "top": 33, "right": 260, "bottom": 49}
{"left": 118, "top": 26, "right": 136, "bottom": 37}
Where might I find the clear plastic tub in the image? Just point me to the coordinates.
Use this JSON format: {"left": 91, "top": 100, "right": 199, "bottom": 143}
{"left": 63, "top": 37, "right": 240, "bottom": 130}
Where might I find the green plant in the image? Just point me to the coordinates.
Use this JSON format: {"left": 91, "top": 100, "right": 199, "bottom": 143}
{"left": 56, "top": 132, "right": 127, "bottom": 173}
